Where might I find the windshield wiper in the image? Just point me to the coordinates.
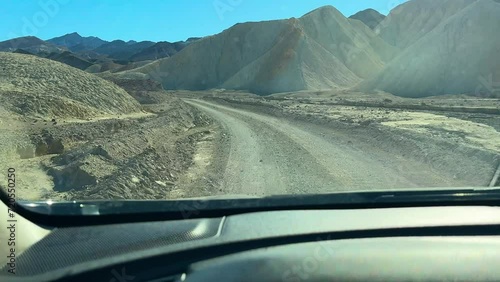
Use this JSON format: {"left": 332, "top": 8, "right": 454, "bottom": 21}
{"left": 489, "top": 163, "right": 500, "bottom": 188}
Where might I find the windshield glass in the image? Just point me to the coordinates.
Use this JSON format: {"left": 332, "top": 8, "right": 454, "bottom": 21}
{"left": 0, "top": 0, "right": 499, "bottom": 205}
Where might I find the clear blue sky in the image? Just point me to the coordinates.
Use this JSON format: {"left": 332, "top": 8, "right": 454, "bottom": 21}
{"left": 0, "top": 0, "right": 407, "bottom": 42}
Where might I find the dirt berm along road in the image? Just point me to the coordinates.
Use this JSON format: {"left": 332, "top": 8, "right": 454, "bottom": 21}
{"left": 185, "top": 99, "right": 494, "bottom": 196}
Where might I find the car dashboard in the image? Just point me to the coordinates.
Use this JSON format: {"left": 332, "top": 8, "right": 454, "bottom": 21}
{"left": 2, "top": 205, "right": 500, "bottom": 281}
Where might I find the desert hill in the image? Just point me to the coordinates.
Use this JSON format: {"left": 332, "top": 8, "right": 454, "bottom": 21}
{"left": 377, "top": 0, "right": 478, "bottom": 48}
{"left": 0, "top": 36, "right": 65, "bottom": 54}
{"left": 0, "top": 52, "right": 141, "bottom": 119}
{"left": 359, "top": 0, "right": 500, "bottom": 97}
{"left": 127, "top": 6, "right": 397, "bottom": 95}
{"left": 2, "top": 1, "right": 498, "bottom": 98}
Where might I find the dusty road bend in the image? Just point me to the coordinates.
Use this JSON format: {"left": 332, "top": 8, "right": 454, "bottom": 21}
{"left": 185, "top": 99, "right": 493, "bottom": 196}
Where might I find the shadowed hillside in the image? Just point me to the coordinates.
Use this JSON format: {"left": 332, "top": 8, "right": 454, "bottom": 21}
{"left": 45, "top": 51, "right": 94, "bottom": 70}
{"left": 349, "top": 9, "right": 386, "bottom": 30}
{"left": 129, "top": 41, "right": 186, "bottom": 61}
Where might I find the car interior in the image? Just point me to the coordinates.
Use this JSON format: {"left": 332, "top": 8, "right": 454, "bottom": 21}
{"left": 2, "top": 189, "right": 500, "bottom": 282}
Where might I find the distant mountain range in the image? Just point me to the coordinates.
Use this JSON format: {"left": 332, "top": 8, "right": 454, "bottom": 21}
{"left": 47, "top": 32, "right": 108, "bottom": 51}
{"left": 130, "top": 40, "right": 194, "bottom": 61}
{"left": 0, "top": 32, "right": 200, "bottom": 72}
{"left": 1, "top": 0, "right": 499, "bottom": 98}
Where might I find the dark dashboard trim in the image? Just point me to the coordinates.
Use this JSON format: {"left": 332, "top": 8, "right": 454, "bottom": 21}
{"left": 4, "top": 224, "right": 500, "bottom": 282}
{"left": 2, "top": 187, "right": 500, "bottom": 227}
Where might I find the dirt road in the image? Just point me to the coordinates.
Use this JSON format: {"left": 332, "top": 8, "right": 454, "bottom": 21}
{"left": 185, "top": 99, "right": 492, "bottom": 196}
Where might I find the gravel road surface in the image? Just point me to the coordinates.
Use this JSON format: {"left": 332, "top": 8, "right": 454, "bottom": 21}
{"left": 185, "top": 100, "right": 488, "bottom": 196}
